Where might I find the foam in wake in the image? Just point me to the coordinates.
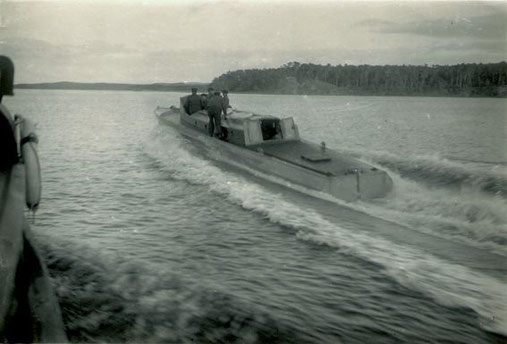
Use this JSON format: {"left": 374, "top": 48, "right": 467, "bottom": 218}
{"left": 35, "top": 235, "right": 296, "bottom": 343}
{"left": 146, "top": 127, "right": 507, "bottom": 336}
{"left": 313, "top": 148, "right": 507, "bottom": 254}
{"left": 362, "top": 150, "right": 507, "bottom": 197}
{"left": 157, "top": 125, "right": 507, "bottom": 254}
{"left": 350, "top": 171, "right": 507, "bottom": 254}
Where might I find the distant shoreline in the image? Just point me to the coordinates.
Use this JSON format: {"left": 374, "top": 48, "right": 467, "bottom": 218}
{"left": 14, "top": 61, "right": 507, "bottom": 98}
{"left": 14, "top": 82, "right": 210, "bottom": 93}
{"left": 14, "top": 81, "right": 507, "bottom": 98}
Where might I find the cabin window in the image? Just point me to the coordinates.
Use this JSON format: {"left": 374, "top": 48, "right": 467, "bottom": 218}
{"left": 261, "top": 119, "right": 282, "bottom": 141}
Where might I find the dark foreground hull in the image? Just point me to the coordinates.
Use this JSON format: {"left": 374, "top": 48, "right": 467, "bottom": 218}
{"left": 156, "top": 107, "right": 392, "bottom": 201}
{"left": 0, "top": 165, "right": 67, "bottom": 342}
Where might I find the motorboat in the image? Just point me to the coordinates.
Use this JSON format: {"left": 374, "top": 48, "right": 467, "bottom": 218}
{"left": 155, "top": 97, "right": 393, "bottom": 202}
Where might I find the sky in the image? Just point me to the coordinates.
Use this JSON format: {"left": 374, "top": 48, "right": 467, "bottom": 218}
{"left": 0, "top": 0, "right": 506, "bottom": 83}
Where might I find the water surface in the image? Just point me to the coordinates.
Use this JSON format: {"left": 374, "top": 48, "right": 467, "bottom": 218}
{"left": 5, "top": 90, "right": 507, "bottom": 343}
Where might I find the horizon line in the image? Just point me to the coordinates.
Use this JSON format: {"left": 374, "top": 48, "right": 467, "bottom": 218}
{"left": 13, "top": 61, "right": 507, "bottom": 85}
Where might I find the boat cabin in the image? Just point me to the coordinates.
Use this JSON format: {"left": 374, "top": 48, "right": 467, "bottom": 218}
{"left": 179, "top": 96, "right": 300, "bottom": 147}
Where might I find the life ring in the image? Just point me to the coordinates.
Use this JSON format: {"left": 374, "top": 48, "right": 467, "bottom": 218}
{"left": 16, "top": 115, "right": 41, "bottom": 211}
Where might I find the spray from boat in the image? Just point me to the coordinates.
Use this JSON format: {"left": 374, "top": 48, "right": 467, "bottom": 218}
{"left": 145, "top": 126, "right": 507, "bottom": 336}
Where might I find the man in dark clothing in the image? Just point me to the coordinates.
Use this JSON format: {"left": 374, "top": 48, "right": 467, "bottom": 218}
{"left": 207, "top": 87, "right": 214, "bottom": 99}
{"left": 185, "top": 87, "right": 202, "bottom": 115}
{"left": 200, "top": 93, "right": 207, "bottom": 108}
{"left": 206, "top": 91, "right": 225, "bottom": 137}
{"left": 222, "top": 90, "right": 231, "bottom": 118}
{"left": 201, "top": 87, "right": 213, "bottom": 109}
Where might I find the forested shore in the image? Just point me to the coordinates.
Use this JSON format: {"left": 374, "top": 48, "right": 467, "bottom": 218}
{"left": 211, "top": 62, "right": 507, "bottom": 97}
{"left": 14, "top": 62, "right": 507, "bottom": 97}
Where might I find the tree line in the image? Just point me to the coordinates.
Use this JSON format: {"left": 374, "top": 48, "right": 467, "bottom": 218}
{"left": 211, "top": 61, "right": 507, "bottom": 97}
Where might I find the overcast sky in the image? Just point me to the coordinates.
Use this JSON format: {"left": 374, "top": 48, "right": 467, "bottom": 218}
{"left": 1, "top": 0, "right": 506, "bottom": 83}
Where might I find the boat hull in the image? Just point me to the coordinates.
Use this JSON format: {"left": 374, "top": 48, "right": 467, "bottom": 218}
{"left": 155, "top": 107, "right": 392, "bottom": 202}
{"left": 0, "top": 165, "right": 67, "bottom": 343}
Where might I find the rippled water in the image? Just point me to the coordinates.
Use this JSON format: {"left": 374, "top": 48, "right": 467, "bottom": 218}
{"left": 5, "top": 90, "right": 507, "bottom": 343}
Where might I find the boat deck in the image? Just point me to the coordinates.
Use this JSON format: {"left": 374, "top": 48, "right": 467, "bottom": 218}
{"left": 249, "top": 140, "right": 374, "bottom": 177}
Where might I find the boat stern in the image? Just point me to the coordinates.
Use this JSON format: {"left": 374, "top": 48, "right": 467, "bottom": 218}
{"left": 330, "top": 168, "right": 393, "bottom": 201}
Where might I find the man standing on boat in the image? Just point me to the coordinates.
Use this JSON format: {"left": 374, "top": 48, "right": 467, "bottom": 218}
{"left": 207, "top": 87, "right": 214, "bottom": 99}
{"left": 201, "top": 87, "right": 214, "bottom": 109}
{"left": 222, "top": 90, "right": 231, "bottom": 119}
{"left": 184, "top": 87, "right": 203, "bottom": 115}
{"left": 206, "top": 90, "right": 225, "bottom": 138}
{"left": 200, "top": 93, "right": 207, "bottom": 108}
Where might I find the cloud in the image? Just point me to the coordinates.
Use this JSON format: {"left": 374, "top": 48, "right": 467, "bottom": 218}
{"left": 354, "top": 18, "right": 395, "bottom": 28}
{"left": 360, "top": 12, "right": 507, "bottom": 41}
{"left": 2, "top": 1, "right": 506, "bottom": 83}
{"left": 0, "top": 36, "right": 136, "bottom": 63}
{"left": 0, "top": 36, "right": 139, "bottom": 82}
{"left": 4, "top": 37, "right": 506, "bottom": 84}
{"left": 431, "top": 40, "right": 506, "bottom": 53}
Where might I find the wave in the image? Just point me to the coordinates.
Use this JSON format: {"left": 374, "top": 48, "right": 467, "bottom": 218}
{"left": 351, "top": 172, "right": 507, "bottom": 254}
{"left": 364, "top": 151, "right": 507, "bottom": 197}
{"left": 145, "top": 127, "right": 507, "bottom": 336}
{"left": 34, "top": 235, "right": 300, "bottom": 343}
{"left": 319, "top": 149, "right": 507, "bottom": 253}
{"left": 229, "top": 150, "right": 507, "bottom": 252}
{"left": 148, "top": 126, "right": 507, "bottom": 254}
{"left": 448, "top": 156, "right": 507, "bottom": 167}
